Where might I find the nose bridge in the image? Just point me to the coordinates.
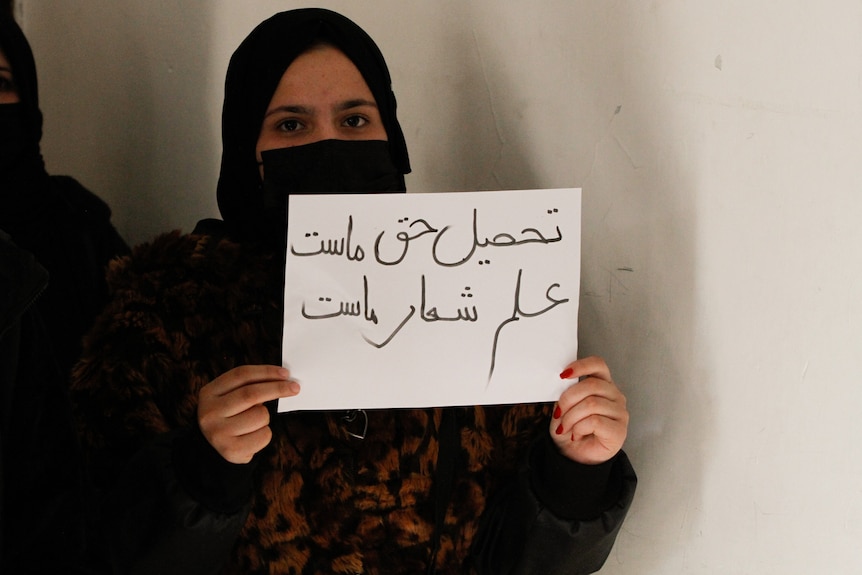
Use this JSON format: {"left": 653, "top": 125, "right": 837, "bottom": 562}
{"left": 316, "top": 122, "right": 340, "bottom": 142}
{"left": 314, "top": 111, "right": 340, "bottom": 142}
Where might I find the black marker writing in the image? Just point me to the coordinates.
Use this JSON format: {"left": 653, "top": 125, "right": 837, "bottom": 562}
{"left": 374, "top": 218, "right": 438, "bottom": 266}
{"left": 362, "top": 306, "right": 415, "bottom": 349}
{"left": 420, "top": 276, "right": 479, "bottom": 322}
{"left": 300, "top": 275, "right": 413, "bottom": 349}
{"left": 487, "top": 269, "right": 569, "bottom": 384}
{"left": 290, "top": 215, "right": 365, "bottom": 262}
{"left": 301, "top": 275, "right": 378, "bottom": 324}
{"left": 432, "top": 209, "right": 563, "bottom": 267}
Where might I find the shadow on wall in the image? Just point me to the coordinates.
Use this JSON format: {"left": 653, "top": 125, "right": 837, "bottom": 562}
{"left": 27, "top": 0, "right": 218, "bottom": 245}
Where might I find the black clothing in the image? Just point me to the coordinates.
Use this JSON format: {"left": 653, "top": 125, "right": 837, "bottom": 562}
{"left": 216, "top": 8, "right": 410, "bottom": 244}
{"left": 0, "top": 13, "right": 42, "bottom": 144}
{"left": 72, "top": 229, "right": 636, "bottom": 575}
{"left": 70, "top": 8, "right": 636, "bottom": 573}
{"left": 1, "top": 13, "right": 128, "bottom": 574}
{"left": 0, "top": 13, "right": 130, "bottom": 377}
{"left": 258, "top": 139, "right": 407, "bottom": 246}
{"left": 0, "top": 230, "right": 89, "bottom": 573}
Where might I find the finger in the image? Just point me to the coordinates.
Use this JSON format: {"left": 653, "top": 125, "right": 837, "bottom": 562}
{"left": 212, "top": 426, "right": 274, "bottom": 465}
{"left": 203, "top": 403, "right": 271, "bottom": 439}
{"left": 559, "top": 356, "right": 611, "bottom": 382}
{"left": 557, "top": 377, "right": 625, "bottom": 414}
{"left": 214, "top": 379, "right": 300, "bottom": 418}
{"left": 206, "top": 365, "right": 291, "bottom": 396}
{"left": 560, "top": 394, "right": 626, "bottom": 427}
{"left": 564, "top": 415, "right": 626, "bottom": 448}
{"left": 551, "top": 397, "right": 625, "bottom": 439}
{"left": 551, "top": 410, "right": 627, "bottom": 460}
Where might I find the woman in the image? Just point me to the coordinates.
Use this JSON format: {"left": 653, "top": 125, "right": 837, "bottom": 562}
{"left": 2, "top": 12, "right": 128, "bottom": 573}
{"left": 71, "top": 9, "right": 636, "bottom": 574}
{"left": 0, "top": 14, "right": 130, "bottom": 378}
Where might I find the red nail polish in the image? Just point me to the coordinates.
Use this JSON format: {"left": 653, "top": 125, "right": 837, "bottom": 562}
{"left": 559, "top": 367, "right": 574, "bottom": 379}
{"left": 553, "top": 405, "right": 562, "bottom": 419}
{"left": 555, "top": 423, "right": 564, "bottom": 435}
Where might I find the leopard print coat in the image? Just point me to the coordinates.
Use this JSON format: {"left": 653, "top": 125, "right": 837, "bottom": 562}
{"left": 72, "top": 230, "right": 563, "bottom": 574}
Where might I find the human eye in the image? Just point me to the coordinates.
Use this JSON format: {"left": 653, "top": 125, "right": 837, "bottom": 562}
{"left": 342, "top": 114, "right": 369, "bottom": 129}
{"left": 0, "top": 74, "right": 16, "bottom": 93}
{"left": 276, "top": 118, "right": 303, "bottom": 132}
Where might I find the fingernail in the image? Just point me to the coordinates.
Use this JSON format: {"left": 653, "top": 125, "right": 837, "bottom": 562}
{"left": 555, "top": 423, "right": 564, "bottom": 435}
{"left": 559, "top": 367, "right": 574, "bottom": 379}
{"left": 553, "top": 405, "right": 562, "bottom": 419}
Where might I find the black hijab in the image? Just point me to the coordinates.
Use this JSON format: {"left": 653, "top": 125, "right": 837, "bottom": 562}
{"left": 0, "top": 14, "right": 130, "bottom": 377}
{"left": 0, "top": 12, "right": 46, "bottom": 180}
{"left": 215, "top": 8, "right": 411, "bottom": 243}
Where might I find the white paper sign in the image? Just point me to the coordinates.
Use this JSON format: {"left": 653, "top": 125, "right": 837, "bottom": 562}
{"left": 277, "top": 188, "right": 581, "bottom": 412}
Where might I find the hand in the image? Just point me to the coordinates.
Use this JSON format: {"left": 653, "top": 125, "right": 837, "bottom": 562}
{"left": 198, "top": 365, "right": 300, "bottom": 464}
{"left": 550, "top": 356, "right": 629, "bottom": 465}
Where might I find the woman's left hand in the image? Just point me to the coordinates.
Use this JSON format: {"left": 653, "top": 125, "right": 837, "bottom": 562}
{"left": 550, "top": 356, "right": 629, "bottom": 465}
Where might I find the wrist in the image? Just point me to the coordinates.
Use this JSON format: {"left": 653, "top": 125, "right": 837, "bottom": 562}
{"left": 172, "top": 425, "right": 258, "bottom": 514}
{"left": 529, "top": 433, "right": 618, "bottom": 520}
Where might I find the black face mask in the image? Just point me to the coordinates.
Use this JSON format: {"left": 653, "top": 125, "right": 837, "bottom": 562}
{"left": 0, "top": 103, "right": 33, "bottom": 178}
{"left": 257, "top": 139, "right": 405, "bottom": 247}
{"left": 260, "top": 138, "right": 404, "bottom": 204}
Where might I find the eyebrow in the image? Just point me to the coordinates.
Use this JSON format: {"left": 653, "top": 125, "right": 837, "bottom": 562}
{"left": 337, "top": 98, "right": 378, "bottom": 111}
{"left": 264, "top": 104, "right": 312, "bottom": 119}
{"left": 263, "top": 98, "right": 378, "bottom": 119}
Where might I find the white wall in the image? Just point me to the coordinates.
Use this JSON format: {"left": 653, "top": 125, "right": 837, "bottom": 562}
{"left": 21, "top": 1, "right": 862, "bottom": 572}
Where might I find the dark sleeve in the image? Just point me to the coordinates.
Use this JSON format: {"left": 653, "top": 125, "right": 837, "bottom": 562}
{"left": 0, "top": 243, "right": 90, "bottom": 573}
{"left": 97, "top": 428, "right": 252, "bottom": 575}
{"left": 19, "top": 176, "right": 130, "bottom": 376}
{"left": 69, "top": 233, "right": 254, "bottom": 574}
{"left": 472, "top": 436, "right": 637, "bottom": 575}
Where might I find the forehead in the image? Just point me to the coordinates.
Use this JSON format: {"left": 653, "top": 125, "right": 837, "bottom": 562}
{"left": 271, "top": 44, "right": 374, "bottom": 101}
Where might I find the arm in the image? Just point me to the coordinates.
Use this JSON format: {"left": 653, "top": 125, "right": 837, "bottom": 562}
{"left": 472, "top": 357, "right": 637, "bottom": 575}
{"left": 473, "top": 439, "right": 636, "bottom": 575}
{"left": 97, "top": 428, "right": 252, "bottom": 575}
{"left": 72, "top": 352, "right": 253, "bottom": 574}
{"left": 77, "top": 363, "right": 298, "bottom": 575}
{"left": 70, "top": 234, "right": 293, "bottom": 574}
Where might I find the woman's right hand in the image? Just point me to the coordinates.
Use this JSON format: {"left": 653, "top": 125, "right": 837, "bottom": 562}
{"left": 197, "top": 365, "right": 299, "bottom": 464}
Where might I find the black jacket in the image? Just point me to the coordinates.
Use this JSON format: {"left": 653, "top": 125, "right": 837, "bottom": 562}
{"left": 1, "top": 12, "right": 131, "bottom": 379}
{"left": 0, "top": 231, "right": 91, "bottom": 573}
{"left": 71, "top": 229, "right": 636, "bottom": 575}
